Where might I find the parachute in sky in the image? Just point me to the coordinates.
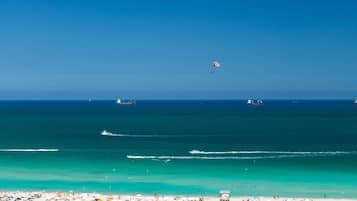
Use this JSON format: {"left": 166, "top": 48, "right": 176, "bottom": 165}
{"left": 212, "top": 61, "right": 221, "bottom": 68}
{"left": 210, "top": 60, "right": 221, "bottom": 73}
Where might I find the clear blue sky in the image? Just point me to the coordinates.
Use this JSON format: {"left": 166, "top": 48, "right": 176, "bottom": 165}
{"left": 1, "top": 0, "right": 357, "bottom": 99}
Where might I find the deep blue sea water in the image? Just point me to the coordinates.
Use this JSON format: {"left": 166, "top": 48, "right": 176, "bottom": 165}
{"left": 0, "top": 100, "right": 357, "bottom": 198}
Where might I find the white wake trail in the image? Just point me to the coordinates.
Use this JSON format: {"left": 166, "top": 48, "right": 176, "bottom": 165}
{"left": 189, "top": 150, "right": 352, "bottom": 155}
{"left": 127, "top": 154, "right": 321, "bottom": 160}
{"left": 0, "top": 149, "right": 59, "bottom": 152}
{"left": 101, "top": 130, "right": 169, "bottom": 137}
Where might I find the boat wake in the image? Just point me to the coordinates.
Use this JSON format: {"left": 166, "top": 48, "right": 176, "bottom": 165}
{"left": 127, "top": 150, "right": 357, "bottom": 160}
{"left": 101, "top": 130, "right": 132, "bottom": 137}
{"left": 101, "top": 130, "right": 170, "bottom": 137}
{"left": 189, "top": 150, "right": 353, "bottom": 155}
{"left": 0, "top": 149, "right": 59, "bottom": 152}
{"left": 127, "top": 155, "right": 323, "bottom": 160}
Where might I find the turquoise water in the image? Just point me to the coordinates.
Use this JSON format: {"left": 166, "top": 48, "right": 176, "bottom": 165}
{"left": 1, "top": 100, "right": 357, "bottom": 198}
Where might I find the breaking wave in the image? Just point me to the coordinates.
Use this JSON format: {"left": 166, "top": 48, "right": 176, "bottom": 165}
{"left": 0, "top": 149, "right": 59, "bottom": 152}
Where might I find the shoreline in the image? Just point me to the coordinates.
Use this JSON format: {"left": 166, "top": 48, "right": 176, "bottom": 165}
{"left": 0, "top": 191, "right": 357, "bottom": 201}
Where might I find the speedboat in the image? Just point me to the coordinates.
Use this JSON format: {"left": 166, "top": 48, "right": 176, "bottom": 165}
{"left": 101, "top": 130, "right": 111, "bottom": 136}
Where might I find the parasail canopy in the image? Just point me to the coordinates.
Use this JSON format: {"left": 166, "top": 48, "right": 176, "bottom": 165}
{"left": 212, "top": 61, "right": 221, "bottom": 68}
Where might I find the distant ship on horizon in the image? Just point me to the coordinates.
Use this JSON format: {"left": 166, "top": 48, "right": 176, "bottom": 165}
{"left": 247, "top": 99, "right": 264, "bottom": 105}
{"left": 116, "top": 99, "right": 136, "bottom": 105}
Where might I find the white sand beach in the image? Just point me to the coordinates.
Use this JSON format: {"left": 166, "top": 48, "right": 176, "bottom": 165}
{"left": 0, "top": 192, "right": 356, "bottom": 201}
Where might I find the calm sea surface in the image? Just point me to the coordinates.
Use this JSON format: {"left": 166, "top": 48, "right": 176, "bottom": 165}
{"left": 0, "top": 100, "right": 357, "bottom": 198}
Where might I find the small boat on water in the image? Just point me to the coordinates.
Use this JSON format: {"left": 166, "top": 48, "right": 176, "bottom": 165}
{"left": 354, "top": 99, "right": 357, "bottom": 104}
{"left": 116, "top": 99, "right": 136, "bottom": 105}
{"left": 247, "top": 99, "right": 264, "bottom": 105}
{"left": 101, "top": 130, "right": 112, "bottom": 136}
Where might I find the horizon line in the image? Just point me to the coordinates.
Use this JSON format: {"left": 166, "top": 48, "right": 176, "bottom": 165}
{"left": 0, "top": 98, "right": 356, "bottom": 101}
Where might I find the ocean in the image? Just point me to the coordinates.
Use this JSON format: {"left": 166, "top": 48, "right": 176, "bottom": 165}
{"left": 0, "top": 100, "right": 357, "bottom": 198}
